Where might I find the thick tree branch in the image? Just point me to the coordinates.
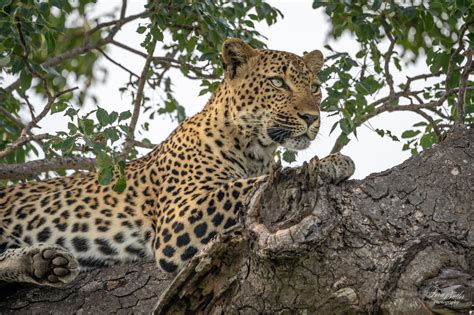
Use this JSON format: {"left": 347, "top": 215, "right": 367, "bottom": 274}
{"left": 0, "top": 127, "right": 471, "bottom": 314}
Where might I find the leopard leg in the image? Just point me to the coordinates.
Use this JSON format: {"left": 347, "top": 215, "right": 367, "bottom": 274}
{"left": 153, "top": 176, "right": 267, "bottom": 273}
{"left": 0, "top": 244, "right": 79, "bottom": 287}
{"left": 318, "top": 152, "right": 355, "bottom": 184}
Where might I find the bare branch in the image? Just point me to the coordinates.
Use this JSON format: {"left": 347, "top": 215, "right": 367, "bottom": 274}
{"left": 120, "top": 0, "right": 127, "bottom": 19}
{"left": 330, "top": 97, "right": 444, "bottom": 153}
{"left": 0, "top": 156, "right": 96, "bottom": 180}
{"left": 85, "top": 10, "right": 145, "bottom": 38}
{"left": 0, "top": 134, "right": 52, "bottom": 159}
{"left": 120, "top": 39, "right": 157, "bottom": 159}
{"left": 456, "top": 48, "right": 473, "bottom": 125}
{"left": 111, "top": 40, "right": 148, "bottom": 58}
{"left": 382, "top": 25, "right": 396, "bottom": 96}
{"left": 21, "top": 87, "right": 78, "bottom": 136}
{"left": 404, "top": 71, "right": 443, "bottom": 92}
{"left": 111, "top": 40, "right": 219, "bottom": 80}
{"left": 399, "top": 106, "right": 442, "bottom": 142}
{"left": 97, "top": 48, "right": 139, "bottom": 79}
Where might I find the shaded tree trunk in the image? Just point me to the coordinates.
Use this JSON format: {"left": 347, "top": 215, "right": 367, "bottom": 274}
{"left": 1, "top": 127, "right": 472, "bottom": 314}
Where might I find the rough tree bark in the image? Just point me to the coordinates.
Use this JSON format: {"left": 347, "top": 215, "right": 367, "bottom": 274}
{"left": 0, "top": 127, "right": 472, "bottom": 314}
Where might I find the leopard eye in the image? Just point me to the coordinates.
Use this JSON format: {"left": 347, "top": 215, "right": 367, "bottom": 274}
{"left": 270, "top": 77, "right": 285, "bottom": 89}
{"left": 311, "top": 84, "right": 321, "bottom": 94}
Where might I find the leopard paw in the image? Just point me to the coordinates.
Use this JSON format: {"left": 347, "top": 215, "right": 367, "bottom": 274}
{"left": 29, "top": 245, "right": 79, "bottom": 287}
{"left": 319, "top": 153, "right": 355, "bottom": 184}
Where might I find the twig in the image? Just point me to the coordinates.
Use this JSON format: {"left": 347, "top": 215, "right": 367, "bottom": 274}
{"left": 456, "top": 48, "right": 473, "bottom": 125}
{"left": 97, "top": 48, "right": 139, "bottom": 79}
{"left": 382, "top": 25, "right": 396, "bottom": 96}
{"left": 111, "top": 40, "right": 219, "bottom": 80}
{"left": 0, "top": 156, "right": 96, "bottom": 180}
{"left": 21, "top": 87, "right": 78, "bottom": 137}
{"left": 120, "top": 39, "right": 157, "bottom": 159}
{"left": 85, "top": 9, "right": 145, "bottom": 38}
{"left": 0, "top": 134, "right": 52, "bottom": 159}
{"left": 404, "top": 71, "right": 443, "bottom": 92}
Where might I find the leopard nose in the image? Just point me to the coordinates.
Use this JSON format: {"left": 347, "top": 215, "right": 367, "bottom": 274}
{"left": 298, "top": 113, "right": 319, "bottom": 127}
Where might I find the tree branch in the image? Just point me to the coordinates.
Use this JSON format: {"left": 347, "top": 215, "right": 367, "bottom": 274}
{"left": 120, "top": 39, "right": 157, "bottom": 159}
{"left": 111, "top": 40, "right": 219, "bottom": 80}
{"left": 445, "top": 18, "right": 474, "bottom": 92}
{"left": 382, "top": 25, "right": 396, "bottom": 96}
{"left": 0, "top": 156, "right": 96, "bottom": 180}
{"left": 97, "top": 48, "right": 139, "bottom": 79}
{"left": 0, "top": 134, "right": 52, "bottom": 160}
{"left": 455, "top": 48, "right": 472, "bottom": 125}
{"left": 0, "top": 104, "right": 471, "bottom": 315}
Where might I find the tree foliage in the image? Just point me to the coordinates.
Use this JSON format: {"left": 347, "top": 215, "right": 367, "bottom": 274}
{"left": 0, "top": 0, "right": 472, "bottom": 183}
{"left": 314, "top": 0, "right": 474, "bottom": 154}
{"left": 0, "top": 0, "right": 281, "bottom": 184}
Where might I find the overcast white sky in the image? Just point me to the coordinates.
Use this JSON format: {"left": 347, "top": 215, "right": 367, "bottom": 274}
{"left": 10, "top": 0, "right": 432, "bottom": 179}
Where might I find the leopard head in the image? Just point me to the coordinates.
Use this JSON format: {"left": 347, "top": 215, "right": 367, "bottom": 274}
{"left": 222, "top": 38, "right": 323, "bottom": 151}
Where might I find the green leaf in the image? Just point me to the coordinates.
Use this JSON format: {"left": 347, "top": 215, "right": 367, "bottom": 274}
{"left": 96, "top": 107, "right": 109, "bottom": 126}
{"left": 80, "top": 118, "right": 94, "bottom": 135}
{"left": 67, "top": 122, "right": 77, "bottom": 134}
{"left": 401, "top": 130, "right": 421, "bottom": 138}
{"left": 96, "top": 151, "right": 112, "bottom": 170}
{"left": 109, "top": 111, "right": 118, "bottom": 124}
{"left": 117, "top": 160, "right": 126, "bottom": 176}
{"left": 51, "top": 101, "right": 68, "bottom": 114}
{"left": 64, "top": 108, "right": 78, "bottom": 119}
{"left": 282, "top": 150, "right": 297, "bottom": 163}
{"left": 98, "top": 165, "right": 114, "bottom": 185}
{"left": 119, "top": 111, "right": 132, "bottom": 122}
{"left": 113, "top": 176, "right": 127, "bottom": 193}
{"left": 45, "top": 32, "right": 56, "bottom": 54}
{"left": 137, "top": 26, "right": 147, "bottom": 34}
{"left": 61, "top": 136, "right": 76, "bottom": 154}
{"left": 420, "top": 133, "right": 435, "bottom": 149}
{"left": 20, "top": 71, "right": 32, "bottom": 90}
{"left": 103, "top": 128, "right": 120, "bottom": 142}
{"left": 356, "top": 76, "right": 381, "bottom": 95}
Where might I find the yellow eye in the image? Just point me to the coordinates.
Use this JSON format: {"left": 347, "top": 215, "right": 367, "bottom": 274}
{"left": 311, "top": 84, "right": 321, "bottom": 94}
{"left": 270, "top": 77, "right": 285, "bottom": 88}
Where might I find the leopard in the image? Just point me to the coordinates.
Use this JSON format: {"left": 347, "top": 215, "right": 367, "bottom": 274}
{"left": 0, "top": 38, "right": 355, "bottom": 287}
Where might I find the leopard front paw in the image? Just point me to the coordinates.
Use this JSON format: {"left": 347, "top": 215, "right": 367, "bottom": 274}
{"left": 318, "top": 153, "right": 355, "bottom": 184}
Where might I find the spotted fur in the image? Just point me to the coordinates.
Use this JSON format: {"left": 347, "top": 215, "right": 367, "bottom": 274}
{"left": 0, "top": 38, "right": 354, "bottom": 287}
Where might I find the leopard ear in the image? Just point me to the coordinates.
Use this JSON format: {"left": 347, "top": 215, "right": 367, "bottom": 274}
{"left": 222, "top": 38, "right": 257, "bottom": 79}
{"left": 303, "top": 50, "right": 324, "bottom": 75}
